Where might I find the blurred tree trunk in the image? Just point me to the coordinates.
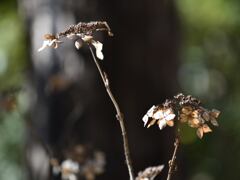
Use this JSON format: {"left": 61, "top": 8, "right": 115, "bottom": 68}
{"left": 19, "top": 0, "right": 181, "bottom": 179}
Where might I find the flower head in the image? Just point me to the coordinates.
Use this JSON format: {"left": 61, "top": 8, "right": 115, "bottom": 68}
{"left": 142, "top": 93, "right": 221, "bottom": 139}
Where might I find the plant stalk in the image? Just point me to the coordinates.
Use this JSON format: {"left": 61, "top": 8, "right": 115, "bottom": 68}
{"left": 166, "top": 137, "right": 180, "bottom": 180}
{"left": 89, "top": 46, "right": 135, "bottom": 180}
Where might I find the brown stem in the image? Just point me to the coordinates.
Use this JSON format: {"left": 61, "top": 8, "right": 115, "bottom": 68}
{"left": 89, "top": 46, "right": 135, "bottom": 180}
{"left": 166, "top": 137, "right": 180, "bottom": 180}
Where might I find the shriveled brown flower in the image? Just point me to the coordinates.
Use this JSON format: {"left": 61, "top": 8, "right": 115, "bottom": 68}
{"left": 142, "top": 93, "right": 221, "bottom": 139}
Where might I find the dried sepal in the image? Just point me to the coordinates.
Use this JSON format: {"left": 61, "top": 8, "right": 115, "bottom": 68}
{"left": 211, "top": 119, "right": 219, "bottom": 126}
{"left": 202, "top": 124, "right": 212, "bottom": 133}
{"left": 202, "top": 111, "right": 210, "bottom": 121}
{"left": 75, "top": 39, "right": 83, "bottom": 49}
{"left": 166, "top": 120, "right": 174, "bottom": 127}
{"left": 38, "top": 34, "right": 62, "bottom": 52}
{"left": 210, "top": 109, "right": 221, "bottom": 118}
{"left": 92, "top": 41, "right": 104, "bottom": 60}
{"left": 181, "top": 106, "right": 193, "bottom": 115}
{"left": 135, "top": 165, "right": 164, "bottom": 180}
{"left": 196, "top": 127, "right": 204, "bottom": 139}
{"left": 142, "top": 105, "right": 157, "bottom": 127}
{"left": 196, "top": 124, "right": 212, "bottom": 139}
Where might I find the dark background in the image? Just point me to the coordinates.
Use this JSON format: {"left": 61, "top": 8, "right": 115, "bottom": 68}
{"left": 0, "top": 0, "right": 239, "bottom": 180}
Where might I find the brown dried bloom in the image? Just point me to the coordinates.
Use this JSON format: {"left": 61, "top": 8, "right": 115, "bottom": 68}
{"left": 142, "top": 93, "right": 221, "bottom": 139}
{"left": 38, "top": 21, "right": 113, "bottom": 60}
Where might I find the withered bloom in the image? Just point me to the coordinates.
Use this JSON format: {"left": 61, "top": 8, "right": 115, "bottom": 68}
{"left": 38, "top": 21, "right": 113, "bottom": 60}
{"left": 142, "top": 93, "right": 221, "bottom": 139}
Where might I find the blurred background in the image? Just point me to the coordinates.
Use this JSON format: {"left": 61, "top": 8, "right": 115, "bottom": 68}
{"left": 0, "top": 0, "right": 239, "bottom": 179}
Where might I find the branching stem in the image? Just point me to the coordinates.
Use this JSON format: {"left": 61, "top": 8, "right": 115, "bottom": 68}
{"left": 89, "top": 46, "right": 135, "bottom": 180}
{"left": 166, "top": 136, "right": 180, "bottom": 180}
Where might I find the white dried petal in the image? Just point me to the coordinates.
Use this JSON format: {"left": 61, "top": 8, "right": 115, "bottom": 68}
{"left": 146, "top": 105, "right": 156, "bottom": 117}
{"left": 38, "top": 39, "right": 62, "bottom": 52}
{"left": 153, "top": 110, "right": 164, "bottom": 119}
{"left": 92, "top": 41, "right": 104, "bottom": 60}
{"left": 165, "top": 113, "right": 176, "bottom": 121}
{"left": 75, "top": 39, "right": 83, "bottom": 49}
{"left": 142, "top": 115, "right": 149, "bottom": 127}
{"left": 158, "top": 120, "right": 167, "bottom": 130}
{"left": 61, "top": 159, "right": 79, "bottom": 173}
{"left": 38, "top": 40, "right": 51, "bottom": 52}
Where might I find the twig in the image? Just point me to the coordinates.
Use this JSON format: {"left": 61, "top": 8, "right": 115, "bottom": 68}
{"left": 88, "top": 46, "right": 135, "bottom": 180}
{"left": 166, "top": 136, "right": 180, "bottom": 180}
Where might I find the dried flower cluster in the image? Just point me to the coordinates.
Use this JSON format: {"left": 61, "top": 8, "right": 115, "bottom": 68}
{"left": 50, "top": 145, "right": 105, "bottom": 180}
{"left": 38, "top": 21, "right": 113, "bottom": 60}
{"left": 135, "top": 165, "right": 164, "bottom": 180}
{"left": 142, "top": 93, "right": 220, "bottom": 138}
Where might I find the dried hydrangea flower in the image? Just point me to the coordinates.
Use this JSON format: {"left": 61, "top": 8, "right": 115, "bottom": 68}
{"left": 142, "top": 93, "right": 221, "bottom": 139}
{"left": 38, "top": 21, "right": 113, "bottom": 60}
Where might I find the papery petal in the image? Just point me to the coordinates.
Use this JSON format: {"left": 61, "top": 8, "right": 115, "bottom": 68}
{"left": 202, "top": 112, "right": 210, "bottom": 121}
{"left": 196, "top": 128, "right": 204, "bottom": 139}
{"left": 179, "top": 114, "right": 188, "bottom": 123}
{"left": 75, "top": 39, "right": 83, "bottom": 49}
{"left": 153, "top": 110, "right": 164, "bottom": 119}
{"left": 181, "top": 106, "right": 192, "bottom": 115}
{"left": 158, "top": 120, "right": 167, "bottom": 130}
{"left": 211, "top": 119, "right": 219, "bottom": 126}
{"left": 188, "top": 118, "right": 200, "bottom": 128}
{"left": 210, "top": 109, "right": 221, "bottom": 118}
{"left": 202, "top": 124, "right": 212, "bottom": 133}
{"left": 38, "top": 40, "right": 51, "bottom": 52}
{"left": 92, "top": 41, "right": 104, "bottom": 60}
{"left": 147, "top": 105, "right": 156, "bottom": 117}
{"left": 165, "top": 114, "right": 175, "bottom": 121}
{"left": 166, "top": 120, "right": 174, "bottom": 127}
{"left": 191, "top": 110, "right": 199, "bottom": 118}
{"left": 142, "top": 115, "right": 149, "bottom": 127}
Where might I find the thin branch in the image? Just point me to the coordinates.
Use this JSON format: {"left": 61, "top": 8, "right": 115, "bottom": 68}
{"left": 166, "top": 137, "right": 180, "bottom": 180}
{"left": 88, "top": 46, "right": 135, "bottom": 180}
